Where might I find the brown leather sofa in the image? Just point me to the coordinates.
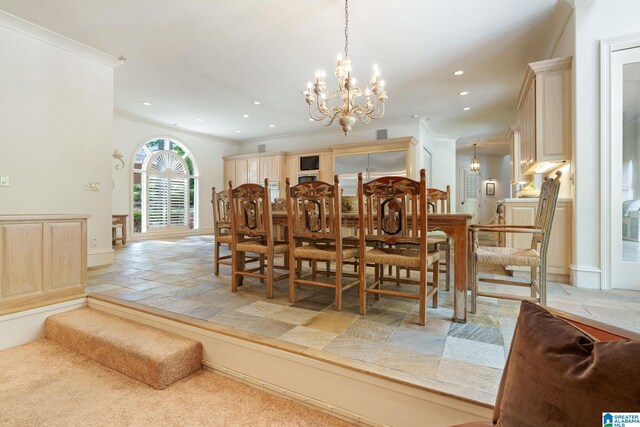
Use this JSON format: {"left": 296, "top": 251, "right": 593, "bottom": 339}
{"left": 454, "top": 302, "right": 640, "bottom": 427}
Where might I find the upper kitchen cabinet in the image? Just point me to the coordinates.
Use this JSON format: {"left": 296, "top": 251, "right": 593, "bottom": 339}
{"left": 516, "top": 56, "right": 572, "bottom": 175}
{"left": 224, "top": 152, "right": 284, "bottom": 187}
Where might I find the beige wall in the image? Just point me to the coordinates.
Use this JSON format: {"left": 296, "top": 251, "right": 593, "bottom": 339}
{"left": 0, "top": 21, "right": 115, "bottom": 267}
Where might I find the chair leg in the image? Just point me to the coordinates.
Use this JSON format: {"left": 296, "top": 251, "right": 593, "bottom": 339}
{"left": 374, "top": 264, "right": 381, "bottom": 300}
{"left": 359, "top": 257, "right": 366, "bottom": 316}
{"left": 231, "top": 249, "right": 239, "bottom": 293}
{"left": 540, "top": 262, "right": 547, "bottom": 306}
{"left": 395, "top": 265, "right": 401, "bottom": 285}
{"left": 470, "top": 255, "right": 478, "bottom": 314}
{"left": 530, "top": 266, "right": 538, "bottom": 300}
{"left": 266, "top": 253, "right": 274, "bottom": 299}
{"left": 289, "top": 251, "right": 296, "bottom": 304}
{"left": 335, "top": 262, "right": 342, "bottom": 311}
{"left": 214, "top": 242, "right": 220, "bottom": 276}
{"left": 419, "top": 269, "right": 427, "bottom": 326}
{"left": 260, "top": 254, "right": 265, "bottom": 284}
{"left": 312, "top": 260, "right": 317, "bottom": 281}
{"left": 445, "top": 243, "right": 451, "bottom": 292}
{"left": 326, "top": 261, "right": 331, "bottom": 272}
{"left": 432, "top": 260, "right": 439, "bottom": 308}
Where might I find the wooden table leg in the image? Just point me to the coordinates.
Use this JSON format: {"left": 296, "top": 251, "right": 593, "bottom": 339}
{"left": 452, "top": 220, "right": 468, "bottom": 323}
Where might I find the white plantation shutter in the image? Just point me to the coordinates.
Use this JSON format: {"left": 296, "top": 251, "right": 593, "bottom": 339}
{"left": 145, "top": 151, "right": 190, "bottom": 230}
{"left": 148, "top": 176, "right": 169, "bottom": 227}
{"left": 464, "top": 170, "right": 479, "bottom": 199}
{"left": 169, "top": 178, "right": 188, "bottom": 225}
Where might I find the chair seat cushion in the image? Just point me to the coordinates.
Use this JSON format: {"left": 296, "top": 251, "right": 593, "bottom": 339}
{"left": 494, "top": 301, "right": 640, "bottom": 427}
{"left": 294, "top": 244, "right": 359, "bottom": 261}
{"left": 216, "top": 234, "right": 233, "bottom": 244}
{"left": 236, "top": 241, "right": 289, "bottom": 254}
{"left": 476, "top": 246, "right": 540, "bottom": 267}
{"left": 364, "top": 247, "right": 439, "bottom": 268}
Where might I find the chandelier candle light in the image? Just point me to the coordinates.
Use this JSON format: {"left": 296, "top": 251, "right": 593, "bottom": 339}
{"left": 305, "top": 0, "right": 387, "bottom": 136}
{"left": 470, "top": 144, "right": 480, "bottom": 172}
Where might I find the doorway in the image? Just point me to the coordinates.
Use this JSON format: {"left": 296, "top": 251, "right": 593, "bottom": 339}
{"left": 609, "top": 44, "right": 640, "bottom": 290}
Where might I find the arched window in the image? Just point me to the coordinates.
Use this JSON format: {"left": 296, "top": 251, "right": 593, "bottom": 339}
{"left": 132, "top": 138, "right": 198, "bottom": 233}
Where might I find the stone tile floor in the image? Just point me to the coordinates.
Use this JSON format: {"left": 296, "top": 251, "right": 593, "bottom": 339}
{"left": 88, "top": 236, "right": 640, "bottom": 404}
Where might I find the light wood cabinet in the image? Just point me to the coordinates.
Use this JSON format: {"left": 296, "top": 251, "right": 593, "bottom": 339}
{"left": 508, "top": 125, "right": 524, "bottom": 184}
{"left": 502, "top": 199, "right": 572, "bottom": 277}
{"left": 0, "top": 215, "right": 87, "bottom": 309}
{"left": 224, "top": 152, "right": 284, "bottom": 187}
{"left": 517, "top": 56, "right": 572, "bottom": 175}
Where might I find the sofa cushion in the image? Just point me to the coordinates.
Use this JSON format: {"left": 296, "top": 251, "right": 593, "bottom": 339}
{"left": 496, "top": 301, "right": 640, "bottom": 427}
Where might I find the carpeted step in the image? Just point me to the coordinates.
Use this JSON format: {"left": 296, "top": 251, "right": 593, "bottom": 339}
{"left": 45, "top": 307, "right": 202, "bottom": 390}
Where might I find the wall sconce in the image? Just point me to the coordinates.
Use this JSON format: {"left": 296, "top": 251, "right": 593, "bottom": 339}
{"left": 113, "top": 149, "right": 124, "bottom": 170}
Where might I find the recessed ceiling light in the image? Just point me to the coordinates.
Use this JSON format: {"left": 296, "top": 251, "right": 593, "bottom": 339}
{"left": 242, "top": 114, "right": 249, "bottom": 118}
{"left": 454, "top": 70, "right": 464, "bottom": 76}
{"left": 308, "top": 118, "right": 314, "bottom": 121}
{"left": 252, "top": 101, "right": 261, "bottom": 105}
{"left": 269, "top": 124, "right": 276, "bottom": 128}
{"left": 142, "top": 101, "right": 151, "bottom": 106}
{"left": 459, "top": 91, "right": 469, "bottom": 96}
{"left": 235, "top": 130, "right": 241, "bottom": 133}
{"left": 463, "top": 107, "right": 471, "bottom": 111}
{"left": 196, "top": 118, "right": 203, "bottom": 122}
{"left": 411, "top": 115, "right": 419, "bottom": 119}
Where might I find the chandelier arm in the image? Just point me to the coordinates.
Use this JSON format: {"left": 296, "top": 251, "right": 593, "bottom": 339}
{"left": 323, "top": 109, "right": 342, "bottom": 126}
{"left": 308, "top": 104, "right": 327, "bottom": 121}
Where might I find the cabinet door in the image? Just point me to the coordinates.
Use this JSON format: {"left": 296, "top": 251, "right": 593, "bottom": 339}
{"left": 224, "top": 160, "right": 236, "bottom": 188}
{"left": 260, "top": 155, "right": 281, "bottom": 183}
{"left": 545, "top": 203, "right": 571, "bottom": 274}
{"left": 247, "top": 158, "right": 259, "bottom": 184}
{"left": 505, "top": 203, "right": 536, "bottom": 249}
{"left": 285, "top": 155, "right": 298, "bottom": 186}
{"left": 520, "top": 83, "right": 536, "bottom": 175}
{"left": 536, "top": 69, "right": 571, "bottom": 162}
{"left": 319, "top": 152, "right": 333, "bottom": 182}
{"left": 235, "top": 159, "right": 248, "bottom": 186}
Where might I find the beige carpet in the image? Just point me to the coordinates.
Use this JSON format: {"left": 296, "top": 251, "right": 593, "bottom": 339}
{"left": 0, "top": 339, "right": 353, "bottom": 427}
{"left": 45, "top": 308, "right": 202, "bottom": 390}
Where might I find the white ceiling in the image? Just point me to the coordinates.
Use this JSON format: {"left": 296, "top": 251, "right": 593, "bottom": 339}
{"left": 0, "top": 0, "right": 562, "bottom": 144}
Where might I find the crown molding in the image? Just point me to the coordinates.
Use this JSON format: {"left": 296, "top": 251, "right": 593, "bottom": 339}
{"left": 0, "top": 10, "right": 124, "bottom": 68}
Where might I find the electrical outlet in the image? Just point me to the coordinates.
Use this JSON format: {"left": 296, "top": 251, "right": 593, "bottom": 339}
{"left": 91, "top": 238, "right": 97, "bottom": 248}
{"left": 0, "top": 176, "right": 9, "bottom": 187}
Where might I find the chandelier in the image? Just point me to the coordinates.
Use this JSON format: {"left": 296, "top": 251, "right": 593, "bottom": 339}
{"left": 305, "top": 0, "right": 387, "bottom": 136}
{"left": 470, "top": 144, "right": 480, "bottom": 172}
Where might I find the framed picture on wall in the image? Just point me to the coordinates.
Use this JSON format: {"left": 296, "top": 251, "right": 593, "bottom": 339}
{"left": 486, "top": 182, "right": 495, "bottom": 196}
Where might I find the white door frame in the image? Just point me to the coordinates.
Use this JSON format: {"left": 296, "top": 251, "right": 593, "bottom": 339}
{"left": 600, "top": 34, "right": 640, "bottom": 291}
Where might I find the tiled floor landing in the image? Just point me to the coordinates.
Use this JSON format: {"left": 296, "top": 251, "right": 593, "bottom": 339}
{"left": 88, "top": 236, "right": 640, "bottom": 405}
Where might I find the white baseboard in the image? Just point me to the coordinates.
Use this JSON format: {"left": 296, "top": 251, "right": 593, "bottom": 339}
{"left": 129, "top": 227, "right": 214, "bottom": 242}
{"left": 0, "top": 297, "right": 87, "bottom": 350}
{"left": 88, "top": 298, "right": 492, "bottom": 427}
{"left": 88, "top": 248, "right": 115, "bottom": 268}
{"left": 569, "top": 265, "right": 602, "bottom": 289}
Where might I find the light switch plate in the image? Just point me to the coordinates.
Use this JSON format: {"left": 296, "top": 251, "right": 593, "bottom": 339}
{"left": 0, "top": 176, "right": 9, "bottom": 187}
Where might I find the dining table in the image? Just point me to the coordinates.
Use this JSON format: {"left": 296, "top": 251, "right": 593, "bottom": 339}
{"left": 271, "top": 211, "right": 471, "bottom": 323}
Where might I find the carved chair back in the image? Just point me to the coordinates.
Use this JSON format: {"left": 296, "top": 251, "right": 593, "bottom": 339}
{"left": 229, "top": 179, "right": 273, "bottom": 244}
{"left": 357, "top": 169, "right": 427, "bottom": 247}
{"left": 212, "top": 187, "right": 231, "bottom": 239}
{"left": 286, "top": 176, "right": 342, "bottom": 247}
{"left": 532, "top": 171, "right": 562, "bottom": 257}
{"left": 427, "top": 185, "right": 451, "bottom": 214}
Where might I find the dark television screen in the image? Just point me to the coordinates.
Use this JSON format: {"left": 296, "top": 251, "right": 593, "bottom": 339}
{"left": 300, "top": 155, "right": 320, "bottom": 171}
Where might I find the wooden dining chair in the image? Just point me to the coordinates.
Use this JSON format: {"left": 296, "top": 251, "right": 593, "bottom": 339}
{"left": 358, "top": 169, "right": 440, "bottom": 325}
{"left": 285, "top": 176, "right": 359, "bottom": 310}
{"left": 468, "top": 171, "right": 562, "bottom": 312}
{"left": 229, "top": 179, "right": 289, "bottom": 298}
{"left": 212, "top": 187, "right": 261, "bottom": 275}
{"left": 427, "top": 185, "right": 452, "bottom": 290}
